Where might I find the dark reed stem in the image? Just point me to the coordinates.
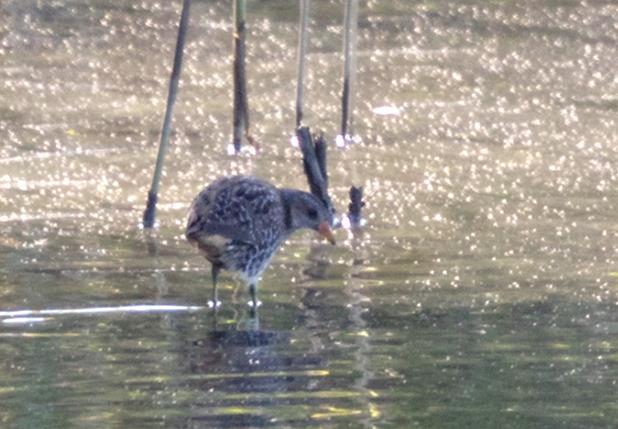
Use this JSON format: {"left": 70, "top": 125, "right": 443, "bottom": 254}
{"left": 232, "top": 0, "right": 254, "bottom": 152}
{"left": 341, "top": 0, "right": 358, "bottom": 137}
{"left": 296, "top": 0, "right": 310, "bottom": 128}
{"left": 143, "top": 0, "right": 191, "bottom": 228}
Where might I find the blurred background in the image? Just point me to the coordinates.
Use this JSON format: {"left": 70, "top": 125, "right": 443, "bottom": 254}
{"left": 1, "top": 1, "right": 617, "bottom": 427}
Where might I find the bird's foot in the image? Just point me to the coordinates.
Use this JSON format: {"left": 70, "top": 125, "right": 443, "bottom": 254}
{"left": 247, "top": 300, "right": 262, "bottom": 308}
{"left": 207, "top": 300, "right": 222, "bottom": 309}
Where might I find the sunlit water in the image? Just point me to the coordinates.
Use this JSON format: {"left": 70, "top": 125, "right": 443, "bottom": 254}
{"left": 1, "top": 1, "right": 618, "bottom": 428}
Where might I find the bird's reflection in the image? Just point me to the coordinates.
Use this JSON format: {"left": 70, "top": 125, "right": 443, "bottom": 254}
{"left": 200, "top": 306, "right": 278, "bottom": 347}
{"left": 191, "top": 306, "right": 287, "bottom": 358}
{"left": 174, "top": 236, "right": 360, "bottom": 428}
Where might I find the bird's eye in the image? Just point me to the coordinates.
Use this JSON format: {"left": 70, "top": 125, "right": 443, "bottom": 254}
{"left": 307, "top": 208, "right": 318, "bottom": 219}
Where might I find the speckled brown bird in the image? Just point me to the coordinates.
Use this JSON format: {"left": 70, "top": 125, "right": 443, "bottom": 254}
{"left": 186, "top": 175, "right": 335, "bottom": 308}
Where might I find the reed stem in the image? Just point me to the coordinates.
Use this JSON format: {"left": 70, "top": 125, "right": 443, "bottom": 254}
{"left": 296, "top": 0, "right": 310, "bottom": 128}
{"left": 143, "top": 0, "right": 191, "bottom": 228}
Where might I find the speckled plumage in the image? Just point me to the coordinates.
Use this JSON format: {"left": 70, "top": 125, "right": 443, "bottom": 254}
{"left": 186, "top": 175, "right": 334, "bottom": 307}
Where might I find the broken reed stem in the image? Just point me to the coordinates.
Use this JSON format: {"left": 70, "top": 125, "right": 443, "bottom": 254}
{"left": 297, "top": 126, "right": 334, "bottom": 218}
{"left": 348, "top": 185, "right": 364, "bottom": 228}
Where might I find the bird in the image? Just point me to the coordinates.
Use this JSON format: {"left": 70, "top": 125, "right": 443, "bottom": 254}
{"left": 185, "top": 175, "right": 335, "bottom": 308}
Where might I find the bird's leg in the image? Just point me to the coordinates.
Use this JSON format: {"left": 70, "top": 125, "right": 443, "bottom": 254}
{"left": 248, "top": 282, "right": 262, "bottom": 308}
{"left": 208, "top": 265, "right": 222, "bottom": 309}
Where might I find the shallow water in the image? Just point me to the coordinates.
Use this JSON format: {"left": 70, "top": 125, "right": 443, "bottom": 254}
{"left": 1, "top": 1, "right": 618, "bottom": 428}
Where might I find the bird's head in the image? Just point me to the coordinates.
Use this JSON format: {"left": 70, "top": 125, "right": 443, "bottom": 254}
{"left": 282, "top": 190, "right": 335, "bottom": 245}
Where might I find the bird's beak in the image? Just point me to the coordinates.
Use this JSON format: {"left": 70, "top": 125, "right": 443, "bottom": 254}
{"left": 318, "top": 222, "right": 336, "bottom": 245}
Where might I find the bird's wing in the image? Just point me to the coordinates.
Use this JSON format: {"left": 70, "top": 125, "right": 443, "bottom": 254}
{"left": 185, "top": 177, "right": 281, "bottom": 246}
{"left": 186, "top": 210, "right": 256, "bottom": 264}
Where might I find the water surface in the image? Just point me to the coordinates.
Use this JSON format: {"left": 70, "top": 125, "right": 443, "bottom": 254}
{"left": 1, "top": 1, "right": 618, "bottom": 428}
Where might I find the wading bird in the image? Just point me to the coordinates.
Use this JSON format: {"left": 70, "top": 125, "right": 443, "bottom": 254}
{"left": 186, "top": 175, "right": 335, "bottom": 308}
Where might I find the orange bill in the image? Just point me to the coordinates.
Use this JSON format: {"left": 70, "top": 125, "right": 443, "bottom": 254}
{"left": 318, "top": 222, "right": 336, "bottom": 245}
